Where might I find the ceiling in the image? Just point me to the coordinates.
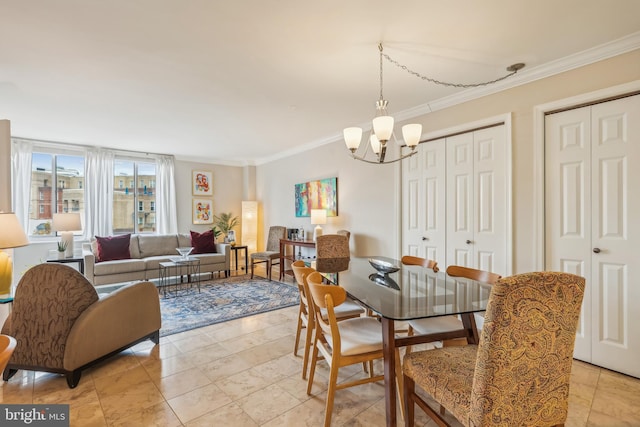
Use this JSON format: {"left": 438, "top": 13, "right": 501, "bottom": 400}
{"left": 1, "top": 1, "right": 639, "bottom": 165}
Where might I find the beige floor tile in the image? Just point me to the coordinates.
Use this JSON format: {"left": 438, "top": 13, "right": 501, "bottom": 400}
{"left": 201, "top": 353, "right": 253, "bottom": 382}
{"left": 84, "top": 351, "right": 142, "bottom": 380}
{"left": 261, "top": 395, "right": 327, "bottom": 427}
{"left": 234, "top": 335, "right": 294, "bottom": 366}
{"left": 185, "top": 402, "right": 259, "bottom": 427}
{"left": 109, "top": 401, "right": 182, "bottom": 427}
{"left": 152, "top": 366, "right": 212, "bottom": 400}
{"left": 134, "top": 340, "right": 182, "bottom": 360}
{"left": 171, "top": 333, "right": 217, "bottom": 353}
{"left": 99, "top": 380, "right": 165, "bottom": 424}
{"left": 249, "top": 353, "right": 302, "bottom": 383}
{"left": 215, "top": 368, "right": 273, "bottom": 400}
{"left": 167, "top": 383, "right": 233, "bottom": 424}
{"left": 33, "top": 374, "right": 99, "bottom": 407}
{"left": 69, "top": 400, "right": 107, "bottom": 427}
{"left": 141, "top": 352, "right": 196, "bottom": 379}
{"left": 236, "top": 383, "right": 302, "bottom": 424}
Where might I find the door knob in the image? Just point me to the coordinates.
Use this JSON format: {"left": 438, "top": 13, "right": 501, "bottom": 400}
{"left": 422, "top": 237, "right": 428, "bottom": 241}
{"left": 593, "top": 248, "right": 601, "bottom": 254}
{"left": 466, "top": 240, "right": 472, "bottom": 244}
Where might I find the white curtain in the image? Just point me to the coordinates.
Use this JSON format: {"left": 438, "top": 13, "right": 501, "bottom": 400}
{"left": 10, "top": 139, "right": 32, "bottom": 231}
{"left": 155, "top": 155, "right": 177, "bottom": 234}
{"left": 84, "top": 148, "right": 114, "bottom": 239}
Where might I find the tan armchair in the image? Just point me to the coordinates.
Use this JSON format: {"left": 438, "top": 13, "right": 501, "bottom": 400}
{"left": 2, "top": 263, "right": 161, "bottom": 388}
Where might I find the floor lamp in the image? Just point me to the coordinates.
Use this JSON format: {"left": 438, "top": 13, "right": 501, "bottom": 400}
{"left": 0, "top": 213, "right": 29, "bottom": 297}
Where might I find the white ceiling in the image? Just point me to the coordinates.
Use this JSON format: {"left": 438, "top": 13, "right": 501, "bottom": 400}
{"left": 1, "top": 1, "right": 639, "bottom": 165}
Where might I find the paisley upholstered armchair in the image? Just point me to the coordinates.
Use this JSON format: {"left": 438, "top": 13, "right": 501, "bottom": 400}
{"left": 2, "top": 263, "right": 161, "bottom": 388}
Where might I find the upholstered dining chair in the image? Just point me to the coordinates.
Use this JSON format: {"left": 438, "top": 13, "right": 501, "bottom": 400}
{"left": 403, "top": 271, "right": 586, "bottom": 427}
{"left": 407, "top": 264, "right": 501, "bottom": 350}
{"left": 0, "top": 335, "right": 16, "bottom": 373}
{"left": 250, "top": 225, "right": 286, "bottom": 280}
{"left": 306, "top": 271, "right": 386, "bottom": 427}
{"left": 336, "top": 229, "right": 351, "bottom": 241}
{"left": 291, "top": 260, "right": 364, "bottom": 380}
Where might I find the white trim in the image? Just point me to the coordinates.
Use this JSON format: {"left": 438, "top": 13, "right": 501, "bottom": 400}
{"left": 256, "top": 33, "right": 640, "bottom": 166}
{"left": 532, "top": 80, "right": 640, "bottom": 270}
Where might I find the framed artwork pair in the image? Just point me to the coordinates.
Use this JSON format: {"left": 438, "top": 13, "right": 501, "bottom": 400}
{"left": 192, "top": 170, "right": 213, "bottom": 224}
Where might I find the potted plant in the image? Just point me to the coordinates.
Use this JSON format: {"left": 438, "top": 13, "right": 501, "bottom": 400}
{"left": 57, "top": 240, "right": 67, "bottom": 259}
{"left": 210, "top": 226, "right": 223, "bottom": 243}
{"left": 213, "top": 212, "right": 239, "bottom": 244}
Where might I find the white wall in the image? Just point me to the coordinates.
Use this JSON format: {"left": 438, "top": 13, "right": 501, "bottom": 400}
{"left": 256, "top": 139, "right": 401, "bottom": 258}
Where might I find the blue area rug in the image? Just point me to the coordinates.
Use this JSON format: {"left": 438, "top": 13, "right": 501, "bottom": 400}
{"left": 159, "top": 275, "right": 299, "bottom": 337}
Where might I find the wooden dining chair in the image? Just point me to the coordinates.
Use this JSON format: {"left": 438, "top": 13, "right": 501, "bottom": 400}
{"left": 407, "top": 264, "right": 501, "bottom": 350}
{"left": 401, "top": 255, "right": 439, "bottom": 272}
{"left": 403, "top": 272, "right": 586, "bottom": 427}
{"left": 291, "top": 260, "right": 364, "bottom": 380}
{"left": 306, "top": 271, "right": 385, "bottom": 427}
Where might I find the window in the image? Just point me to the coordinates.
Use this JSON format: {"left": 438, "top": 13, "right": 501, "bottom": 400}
{"left": 29, "top": 153, "right": 85, "bottom": 237}
{"left": 119, "top": 180, "right": 124, "bottom": 189}
{"left": 150, "top": 201, "right": 155, "bottom": 211}
{"left": 113, "top": 160, "right": 156, "bottom": 234}
{"left": 78, "top": 180, "right": 83, "bottom": 189}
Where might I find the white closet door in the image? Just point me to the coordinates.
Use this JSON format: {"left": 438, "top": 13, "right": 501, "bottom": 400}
{"left": 473, "top": 126, "right": 507, "bottom": 274}
{"left": 402, "top": 138, "right": 446, "bottom": 263}
{"left": 545, "top": 106, "right": 592, "bottom": 361}
{"left": 446, "top": 132, "right": 474, "bottom": 267}
{"left": 590, "top": 96, "right": 640, "bottom": 377}
{"left": 545, "top": 95, "right": 640, "bottom": 378}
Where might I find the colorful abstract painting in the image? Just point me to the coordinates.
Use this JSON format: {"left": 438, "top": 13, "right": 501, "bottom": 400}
{"left": 295, "top": 177, "right": 337, "bottom": 217}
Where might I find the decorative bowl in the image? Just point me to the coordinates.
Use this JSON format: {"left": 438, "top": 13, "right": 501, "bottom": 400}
{"left": 176, "top": 247, "right": 193, "bottom": 259}
{"left": 368, "top": 257, "right": 400, "bottom": 275}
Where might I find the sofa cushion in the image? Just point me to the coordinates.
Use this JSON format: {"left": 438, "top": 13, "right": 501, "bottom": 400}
{"left": 96, "top": 234, "right": 131, "bottom": 262}
{"left": 178, "top": 233, "right": 191, "bottom": 248}
{"left": 192, "top": 253, "right": 225, "bottom": 265}
{"left": 138, "top": 235, "right": 179, "bottom": 258}
{"left": 190, "top": 230, "right": 217, "bottom": 254}
{"left": 94, "top": 259, "right": 146, "bottom": 276}
{"left": 143, "top": 255, "right": 177, "bottom": 272}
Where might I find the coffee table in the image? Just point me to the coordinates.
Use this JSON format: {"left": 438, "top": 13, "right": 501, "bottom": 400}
{"left": 158, "top": 257, "right": 201, "bottom": 297}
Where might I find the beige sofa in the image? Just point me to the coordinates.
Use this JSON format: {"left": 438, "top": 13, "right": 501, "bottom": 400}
{"left": 82, "top": 234, "right": 230, "bottom": 286}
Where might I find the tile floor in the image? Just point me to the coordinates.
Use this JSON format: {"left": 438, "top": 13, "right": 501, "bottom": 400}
{"left": 2, "top": 274, "right": 640, "bottom": 426}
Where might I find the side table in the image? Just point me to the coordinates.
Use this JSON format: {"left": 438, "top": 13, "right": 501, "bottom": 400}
{"left": 46, "top": 256, "right": 85, "bottom": 274}
{"left": 229, "top": 245, "right": 248, "bottom": 274}
{"left": 158, "top": 257, "right": 201, "bottom": 298}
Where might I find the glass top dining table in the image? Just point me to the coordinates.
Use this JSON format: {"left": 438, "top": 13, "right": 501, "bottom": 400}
{"left": 318, "top": 256, "right": 494, "bottom": 427}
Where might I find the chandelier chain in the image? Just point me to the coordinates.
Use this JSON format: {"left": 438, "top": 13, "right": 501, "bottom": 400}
{"left": 381, "top": 51, "right": 519, "bottom": 89}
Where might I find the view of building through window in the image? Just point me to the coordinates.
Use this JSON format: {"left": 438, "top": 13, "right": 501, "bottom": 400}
{"left": 29, "top": 153, "right": 85, "bottom": 236}
{"left": 113, "top": 160, "right": 156, "bottom": 233}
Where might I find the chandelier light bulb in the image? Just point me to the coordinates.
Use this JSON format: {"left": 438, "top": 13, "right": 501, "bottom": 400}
{"left": 372, "top": 115, "right": 394, "bottom": 142}
{"left": 370, "top": 135, "right": 382, "bottom": 155}
{"left": 402, "top": 123, "right": 422, "bottom": 148}
{"left": 343, "top": 127, "right": 363, "bottom": 152}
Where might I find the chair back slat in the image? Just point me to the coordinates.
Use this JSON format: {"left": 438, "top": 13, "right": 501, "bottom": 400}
{"left": 401, "top": 255, "right": 439, "bottom": 272}
{"left": 446, "top": 265, "right": 501, "bottom": 284}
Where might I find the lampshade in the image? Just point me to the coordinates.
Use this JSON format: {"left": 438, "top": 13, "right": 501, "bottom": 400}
{"left": 370, "top": 135, "right": 381, "bottom": 155}
{"left": 402, "top": 124, "right": 423, "bottom": 147}
{"left": 0, "top": 212, "right": 28, "bottom": 296}
{"left": 0, "top": 212, "right": 29, "bottom": 249}
{"left": 372, "top": 115, "right": 394, "bottom": 142}
{"left": 242, "top": 201, "right": 258, "bottom": 254}
{"left": 343, "top": 127, "right": 362, "bottom": 151}
{"left": 52, "top": 213, "right": 82, "bottom": 232}
{"left": 310, "top": 209, "right": 327, "bottom": 225}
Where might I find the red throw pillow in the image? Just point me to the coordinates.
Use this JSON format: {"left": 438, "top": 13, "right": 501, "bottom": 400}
{"left": 190, "top": 230, "right": 216, "bottom": 254}
{"left": 95, "top": 234, "right": 131, "bottom": 262}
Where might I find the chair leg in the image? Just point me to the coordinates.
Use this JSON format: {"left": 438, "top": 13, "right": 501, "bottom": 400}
{"left": 267, "top": 260, "right": 272, "bottom": 280}
{"left": 302, "top": 319, "right": 314, "bottom": 380}
{"left": 66, "top": 370, "right": 81, "bottom": 389}
{"left": 293, "top": 307, "right": 303, "bottom": 357}
{"left": 323, "top": 361, "right": 340, "bottom": 427}
{"left": 395, "top": 348, "right": 405, "bottom": 420}
{"left": 307, "top": 339, "right": 319, "bottom": 395}
{"left": 404, "top": 374, "right": 415, "bottom": 427}
{"left": 250, "top": 260, "right": 255, "bottom": 279}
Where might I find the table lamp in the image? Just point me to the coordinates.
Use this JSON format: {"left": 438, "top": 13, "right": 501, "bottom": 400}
{"left": 0, "top": 212, "right": 29, "bottom": 296}
{"left": 311, "top": 209, "right": 327, "bottom": 241}
{"left": 53, "top": 213, "right": 81, "bottom": 258}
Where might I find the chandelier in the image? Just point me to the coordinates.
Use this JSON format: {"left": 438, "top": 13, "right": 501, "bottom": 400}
{"left": 344, "top": 43, "right": 525, "bottom": 164}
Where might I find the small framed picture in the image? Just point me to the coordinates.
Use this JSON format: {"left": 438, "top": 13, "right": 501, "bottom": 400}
{"left": 192, "top": 170, "right": 212, "bottom": 196}
{"left": 192, "top": 198, "right": 213, "bottom": 224}
{"left": 227, "top": 230, "right": 236, "bottom": 243}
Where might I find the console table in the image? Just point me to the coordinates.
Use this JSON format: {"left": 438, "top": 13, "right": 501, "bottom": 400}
{"left": 279, "top": 238, "right": 315, "bottom": 281}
